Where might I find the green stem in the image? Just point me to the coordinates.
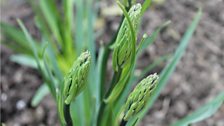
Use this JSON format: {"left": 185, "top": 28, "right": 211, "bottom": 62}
{"left": 99, "top": 21, "right": 123, "bottom": 100}
{"left": 97, "top": 68, "right": 122, "bottom": 125}
{"left": 64, "top": 104, "right": 73, "bottom": 126}
{"left": 120, "top": 119, "right": 127, "bottom": 126}
{"left": 99, "top": 4, "right": 132, "bottom": 101}
{"left": 106, "top": 67, "right": 123, "bottom": 97}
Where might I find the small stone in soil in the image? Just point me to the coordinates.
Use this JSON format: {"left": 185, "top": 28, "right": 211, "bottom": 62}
{"left": 16, "top": 100, "right": 26, "bottom": 110}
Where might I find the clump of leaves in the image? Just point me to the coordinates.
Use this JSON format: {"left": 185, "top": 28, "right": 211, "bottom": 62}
{"left": 1, "top": 0, "right": 223, "bottom": 126}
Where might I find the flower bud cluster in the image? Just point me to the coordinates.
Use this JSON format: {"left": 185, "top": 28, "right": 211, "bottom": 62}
{"left": 112, "top": 3, "right": 142, "bottom": 71}
{"left": 63, "top": 51, "right": 91, "bottom": 104}
{"left": 123, "top": 73, "right": 159, "bottom": 120}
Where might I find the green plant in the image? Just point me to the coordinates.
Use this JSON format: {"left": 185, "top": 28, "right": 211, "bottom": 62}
{"left": 1, "top": 0, "right": 223, "bottom": 126}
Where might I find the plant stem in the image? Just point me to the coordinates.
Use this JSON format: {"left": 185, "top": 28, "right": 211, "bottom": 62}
{"left": 120, "top": 119, "right": 127, "bottom": 126}
{"left": 97, "top": 67, "right": 122, "bottom": 125}
{"left": 99, "top": 19, "right": 123, "bottom": 100}
{"left": 97, "top": 4, "right": 132, "bottom": 125}
{"left": 105, "top": 67, "right": 122, "bottom": 97}
{"left": 99, "top": 3, "right": 132, "bottom": 100}
{"left": 64, "top": 104, "right": 73, "bottom": 126}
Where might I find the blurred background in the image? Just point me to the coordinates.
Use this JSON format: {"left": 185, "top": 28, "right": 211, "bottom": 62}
{"left": 1, "top": 0, "right": 224, "bottom": 126}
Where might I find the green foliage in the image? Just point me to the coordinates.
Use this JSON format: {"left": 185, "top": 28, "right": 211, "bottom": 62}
{"left": 172, "top": 92, "right": 224, "bottom": 126}
{"left": 1, "top": 1, "right": 221, "bottom": 126}
{"left": 123, "top": 74, "right": 159, "bottom": 121}
{"left": 63, "top": 51, "right": 91, "bottom": 104}
{"left": 31, "top": 84, "right": 49, "bottom": 107}
{"left": 128, "top": 8, "right": 203, "bottom": 126}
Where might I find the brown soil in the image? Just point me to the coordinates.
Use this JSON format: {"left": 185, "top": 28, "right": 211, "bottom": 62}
{"left": 1, "top": 0, "right": 224, "bottom": 126}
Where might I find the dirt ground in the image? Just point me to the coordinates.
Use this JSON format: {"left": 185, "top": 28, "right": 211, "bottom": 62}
{"left": 1, "top": 0, "right": 224, "bottom": 126}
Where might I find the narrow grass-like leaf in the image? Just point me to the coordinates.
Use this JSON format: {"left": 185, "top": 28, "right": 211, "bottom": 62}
{"left": 172, "top": 92, "right": 224, "bottom": 126}
{"left": 44, "top": 42, "right": 63, "bottom": 83}
{"left": 137, "top": 20, "right": 171, "bottom": 55}
{"left": 10, "top": 54, "right": 37, "bottom": 68}
{"left": 17, "top": 20, "right": 39, "bottom": 62}
{"left": 42, "top": 55, "right": 57, "bottom": 97}
{"left": 84, "top": 1, "right": 98, "bottom": 125}
{"left": 31, "top": 84, "right": 49, "bottom": 107}
{"left": 18, "top": 20, "right": 56, "bottom": 98}
{"left": 0, "top": 22, "right": 37, "bottom": 54}
{"left": 138, "top": 54, "right": 171, "bottom": 79}
{"left": 141, "top": 0, "right": 151, "bottom": 15}
{"left": 127, "top": 8, "right": 202, "bottom": 126}
{"left": 62, "top": 0, "right": 74, "bottom": 57}
{"left": 74, "top": 0, "right": 84, "bottom": 54}
{"left": 39, "top": 0, "right": 62, "bottom": 45}
{"left": 133, "top": 54, "right": 170, "bottom": 85}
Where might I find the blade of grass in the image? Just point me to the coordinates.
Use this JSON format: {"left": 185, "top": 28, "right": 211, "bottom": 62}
{"left": 127, "top": 8, "right": 202, "bottom": 126}
{"left": 62, "top": 0, "right": 75, "bottom": 57}
{"left": 17, "top": 20, "right": 40, "bottom": 67}
{"left": 132, "top": 54, "right": 170, "bottom": 85}
{"left": 85, "top": 0, "right": 98, "bottom": 124}
{"left": 31, "top": 84, "right": 49, "bottom": 107}
{"left": 39, "top": 0, "right": 62, "bottom": 45}
{"left": 172, "top": 92, "right": 224, "bottom": 126}
{"left": 74, "top": 0, "right": 84, "bottom": 54}
{"left": 42, "top": 54, "right": 57, "bottom": 97}
{"left": 0, "top": 22, "right": 38, "bottom": 54}
{"left": 34, "top": 15, "right": 58, "bottom": 54}
{"left": 141, "top": 0, "right": 152, "bottom": 15}
{"left": 10, "top": 54, "right": 37, "bottom": 68}
{"left": 138, "top": 54, "right": 171, "bottom": 79}
{"left": 137, "top": 20, "right": 171, "bottom": 55}
{"left": 18, "top": 19, "right": 56, "bottom": 98}
{"left": 44, "top": 41, "right": 63, "bottom": 83}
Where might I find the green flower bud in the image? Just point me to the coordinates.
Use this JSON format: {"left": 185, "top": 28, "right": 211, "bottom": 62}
{"left": 123, "top": 73, "right": 159, "bottom": 120}
{"left": 63, "top": 51, "right": 91, "bottom": 104}
{"left": 112, "top": 3, "right": 142, "bottom": 71}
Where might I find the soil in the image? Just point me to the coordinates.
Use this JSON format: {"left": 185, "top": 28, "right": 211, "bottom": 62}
{"left": 1, "top": 0, "right": 224, "bottom": 126}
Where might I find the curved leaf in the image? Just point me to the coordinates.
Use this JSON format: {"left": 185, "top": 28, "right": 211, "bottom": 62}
{"left": 172, "top": 92, "right": 224, "bottom": 126}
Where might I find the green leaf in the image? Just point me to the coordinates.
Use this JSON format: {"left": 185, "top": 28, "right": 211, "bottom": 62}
{"left": 17, "top": 20, "right": 39, "bottom": 63}
{"left": 172, "top": 92, "right": 224, "bottom": 126}
{"left": 141, "top": 0, "right": 152, "bottom": 15}
{"left": 137, "top": 20, "right": 171, "bottom": 55}
{"left": 31, "top": 84, "right": 49, "bottom": 107}
{"left": 62, "top": 0, "right": 75, "bottom": 57}
{"left": 138, "top": 54, "right": 171, "bottom": 79}
{"left": 17, "top": 19, "right": 56, "bottom": 98}
{"left": 85, "top": 0, "right": 98, "bottom": 124}
{"left": 0, "top": 22, "right": 37, "bottom": 54}
{"left": 128, "top": 8, "right": 202, "bottom": 126}
{"left": 10, "top": 54, "right": 37, "bottom": 68}
{"left": 45, "top": 43, "right": 63, "bottom": 83}
{"left": 42, "top": 54, "right": 57, "bottom": 97}
{"left": 74, "top": 0, "right": 84, "bottom": 54}
{"left": 39, "top": 0, "right": 62, "bottom": 45}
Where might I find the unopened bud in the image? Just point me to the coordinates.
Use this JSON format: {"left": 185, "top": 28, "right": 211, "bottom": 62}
{"left": 123, "top": 73, "right": 159, "bottom": 120}
{"left": 112, "top": 3, "right": 142, "bottom": 71}
{"left": 63, "top": 51, "right": 91, "bottom": 104}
